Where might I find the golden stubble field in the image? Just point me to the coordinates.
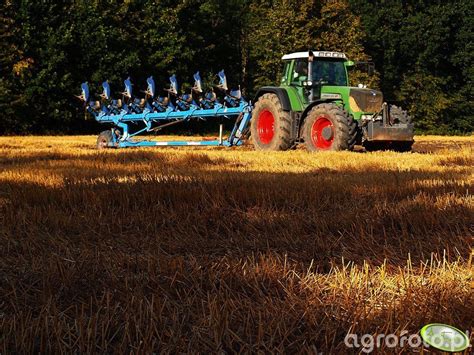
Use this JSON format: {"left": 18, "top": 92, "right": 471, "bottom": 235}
{"left": 0, "top": 135, "right": 473, "bottom": 353}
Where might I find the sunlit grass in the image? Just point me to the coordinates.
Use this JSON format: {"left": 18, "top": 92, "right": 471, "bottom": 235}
{"left": 0, "top": 135, "right": 472, "bottom": 352}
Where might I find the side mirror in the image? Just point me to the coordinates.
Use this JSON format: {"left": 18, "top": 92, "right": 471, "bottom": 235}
{"left": 354, "top": 61, "right": 375, "bottom": 76}
{"left": 345, "top": 60, "right": 355, "bottom": 67}
{"left": 368, "top": 63, "right": 375, "bottom": 76}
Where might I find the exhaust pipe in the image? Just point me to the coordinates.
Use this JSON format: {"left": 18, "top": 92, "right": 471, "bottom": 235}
{"left": 308, "top": 50, "right": 314, "bottom": 102}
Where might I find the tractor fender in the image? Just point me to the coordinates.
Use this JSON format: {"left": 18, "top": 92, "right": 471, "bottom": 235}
{"left": 253, "top": 87, "right": 292, "bottom": 111}
{"left": 298, "top": 99, "right": 340, "bottom": 136}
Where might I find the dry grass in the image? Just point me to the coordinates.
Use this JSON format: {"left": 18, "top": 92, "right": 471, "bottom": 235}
{"left": 0, "top": 135, "right": 473, "bottom": 353}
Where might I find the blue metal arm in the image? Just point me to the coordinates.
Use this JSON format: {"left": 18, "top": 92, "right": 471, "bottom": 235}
{"left": 78, "top": 73, "right": 254, "bottom": 148}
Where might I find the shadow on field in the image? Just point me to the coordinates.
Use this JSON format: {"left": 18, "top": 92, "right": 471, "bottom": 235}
{"left": 1, "top": 150, "right": 471, "bottom": 268}
{"left": 1, "top": 149, "right": 473, "bottom": 352}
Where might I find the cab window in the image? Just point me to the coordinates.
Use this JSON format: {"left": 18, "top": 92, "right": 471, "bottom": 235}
{"left": 281, "top": 61, "right": 290, "bottom": 84}
{"left": 312, "top": 59, "right": 347, "bottom": 86}
{"left": 291, "top": 59, "right": 308, "bottom": 85}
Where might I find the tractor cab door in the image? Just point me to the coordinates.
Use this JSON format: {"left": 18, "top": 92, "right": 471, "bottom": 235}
{"left": 290, "top": 59, "right": 310, "bottom": 104}
{"left": 291, "top": 59, "right": 308, "bottom": 86}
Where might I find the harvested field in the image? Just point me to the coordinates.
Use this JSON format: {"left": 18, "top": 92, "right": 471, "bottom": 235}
{"left": 0, "top": 135, "right": 473, "bottom": 353}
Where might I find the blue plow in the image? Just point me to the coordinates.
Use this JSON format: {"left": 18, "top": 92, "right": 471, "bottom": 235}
{"left": 77, "top": 71, "right": 252, "bottom": 149}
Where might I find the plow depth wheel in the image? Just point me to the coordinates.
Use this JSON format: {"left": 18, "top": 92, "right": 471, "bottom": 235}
{"left": 303, "top": 103, "right": 356, "bottom": 151}
{"left": 251, "top": 93, "right": 291, "bottom": 151}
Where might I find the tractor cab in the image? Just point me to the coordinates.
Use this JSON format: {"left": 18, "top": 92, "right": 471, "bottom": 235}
{"left": 280, "top": 51, "right": 385, "bottom": 121}
{"left": 283, "top": 51, "right": 349, "bottom": 88}
{"left": 281, "top": 51, "right": 351, "bottom": 104}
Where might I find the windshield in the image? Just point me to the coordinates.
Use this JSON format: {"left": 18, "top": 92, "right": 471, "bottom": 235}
{"left": 291, "top": 58, "right": 348, "bottom": 86}
{"left": 312, "top": 59, "right": 347, "bottom": 86}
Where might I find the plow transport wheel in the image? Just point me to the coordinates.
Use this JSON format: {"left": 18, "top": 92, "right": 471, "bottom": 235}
{"left": 302, "top": 103, "right": 356, "bottom": 151}
{"left": 97, "top": 130, "right": 113, "bottom": 149}
{"left": 251, "top": 93, "right": 291, "bottom": 151}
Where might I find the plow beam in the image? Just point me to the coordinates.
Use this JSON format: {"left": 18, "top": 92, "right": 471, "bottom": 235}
{"left": 97, "top": 102, "right": 251, "bottom": 148}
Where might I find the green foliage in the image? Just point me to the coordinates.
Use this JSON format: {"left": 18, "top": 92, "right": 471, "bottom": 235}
{"left": 0, "top": 0, "right": 472, "bottom": 134}
{"left": 246, "top": 0, "right": 377, "bottom": 89}
{"left": 398, "top": 71, "right": 450, "bottom": 132}
{"left": 349, "top": 0, "right": 473, "bottom": 134}
{"left": 246, "top": 0, "right": 316, "bottom": 88}
{"left": 0, "top": 0, "right": 30, "bottom": 133}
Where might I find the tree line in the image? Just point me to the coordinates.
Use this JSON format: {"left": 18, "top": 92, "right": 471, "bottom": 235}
{"left": 1, "top": 0, "right": 472, "bottom": 134}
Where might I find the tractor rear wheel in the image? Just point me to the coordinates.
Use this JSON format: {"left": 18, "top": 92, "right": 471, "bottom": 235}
{"left": 97, "top": 130, "right": 113, "bottom": 149}
{"left": 302, "top": 103, "right": 356, "bottom": 151}
{"left": 251, "top": 93, "right": 292, "bottom": 151}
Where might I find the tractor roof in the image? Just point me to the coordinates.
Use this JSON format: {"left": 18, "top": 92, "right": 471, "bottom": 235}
{"left": 281, "top": 51, "right": 347, "bottom": 60}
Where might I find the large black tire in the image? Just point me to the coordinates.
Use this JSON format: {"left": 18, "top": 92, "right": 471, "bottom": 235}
{"left": 250, "top": 93, "right": 292, "bottom": 151}
{"left": 97, "top": 130, "right": 113, "bottom": 149}
{"left": 302, "top": 103, "right": 357, "bottom": 151}
{"left": 363, "top": 105, "right": 414, "bottom": 152}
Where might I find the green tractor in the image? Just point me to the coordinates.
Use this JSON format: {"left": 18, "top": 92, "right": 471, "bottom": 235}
{"left": 251, "top": 51, "right": 414, "bottom": 152}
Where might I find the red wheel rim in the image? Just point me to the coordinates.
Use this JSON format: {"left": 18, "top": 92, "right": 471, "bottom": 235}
{"left": 311, "top": 116, "right": 334, "bottom": 149}
{"left": 257, "top": 110, "right": 274, "bottom": 144}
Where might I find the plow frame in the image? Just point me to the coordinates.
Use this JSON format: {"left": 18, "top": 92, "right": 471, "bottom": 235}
{"left": 94, "top": 100, "right": 252, "bottom": 148}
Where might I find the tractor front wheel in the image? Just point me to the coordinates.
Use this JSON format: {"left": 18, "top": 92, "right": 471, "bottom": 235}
{"left": 302, "top": 103, "right": 356, "bottom": 151}
{"left": 251, "top": 93, "right": 292, "bottom": 151}
{"left": 97, "top": 130, "right": 113, "bottom": 149}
